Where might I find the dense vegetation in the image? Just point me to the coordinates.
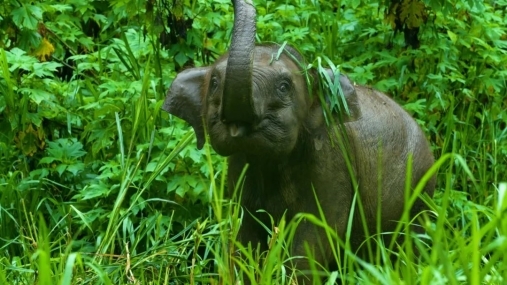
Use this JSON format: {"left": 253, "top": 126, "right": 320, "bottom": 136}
{"left": 0, "top": 0, "right": 506, "bottom": 284}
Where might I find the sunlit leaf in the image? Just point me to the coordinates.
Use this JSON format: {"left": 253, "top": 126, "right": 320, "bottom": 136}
{"left": 33, "top": 38, "right": 55, "bottom": 62}
{"left": 447, "top": 30, "right": 458, "bottom": 44}
{"left": 14, "top": 124, "right": 45, "bottom": 156}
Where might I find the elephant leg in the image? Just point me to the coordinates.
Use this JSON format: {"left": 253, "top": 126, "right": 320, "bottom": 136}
{"left": 288, "top": 221, "right": 336, "bottom": 285}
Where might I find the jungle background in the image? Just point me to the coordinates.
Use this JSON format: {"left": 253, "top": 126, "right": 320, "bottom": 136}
{"left": 0, "top": 0, "right": 506, "bottom": 284}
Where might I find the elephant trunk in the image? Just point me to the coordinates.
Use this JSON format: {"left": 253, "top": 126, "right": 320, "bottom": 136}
{"left": 221, "top": 0, "right": 256, "bottom": 124}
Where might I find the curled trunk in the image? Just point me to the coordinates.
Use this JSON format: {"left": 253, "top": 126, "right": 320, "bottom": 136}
{"left": 222, "top": 0, "right": 256, "bottom": 124}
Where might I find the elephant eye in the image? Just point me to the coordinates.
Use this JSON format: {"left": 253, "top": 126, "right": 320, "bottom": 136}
{"left": 210, "top": 76, "right": 219, "bottom": 93}
{"left": 277, "top": 81, "right": 291, "bottom": 95}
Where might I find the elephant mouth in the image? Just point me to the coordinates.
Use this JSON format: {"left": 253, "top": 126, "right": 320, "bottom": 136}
{"left": 224, "top": 116, "right": 267, "bottom": 138}
{"left": 227, "top": 122, "right": 250, "bottom": 137}
{"left": 210, "top": 115, "right": 293, "bottom": 157}
{"left": 222, "top": 117, "right": 279, "bottom": 142}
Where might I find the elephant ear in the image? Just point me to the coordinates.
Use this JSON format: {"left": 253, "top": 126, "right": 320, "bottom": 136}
{"left": 162, "top": 67, "right": 209, "bottom": 149}
{"left": 323, "top": 69, "right": 361, "bottom": 122}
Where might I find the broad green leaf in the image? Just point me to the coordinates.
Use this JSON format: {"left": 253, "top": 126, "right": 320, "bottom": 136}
{"left": 39, "top": 157, "right": 57, "bottom": 164}
{"left": 11, "top": 5, "right": 43, "bottom": 30}
{"left": 67, "top": 162, "right": 85, "bottom": 175}
{"left": 174, "top": 52, "right": 188, "bottom": 67}
{"left": 447, "top": 30, "right": 458, "bottom": 44}
{"left": 19, "top": 88, "right": 52, "bottom": 104}
{"left": 56, "top": 164, "right": 68, "bottom": 176}
{"left": 50, "top": 4, "right": 73, "bottom": 12}
{"left": 349, "top": 0, "right": 361, "bottom": 9}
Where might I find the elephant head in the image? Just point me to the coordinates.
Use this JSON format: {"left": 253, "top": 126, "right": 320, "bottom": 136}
{"left": 162, "top": 0, "right": 360, "bottom": 158}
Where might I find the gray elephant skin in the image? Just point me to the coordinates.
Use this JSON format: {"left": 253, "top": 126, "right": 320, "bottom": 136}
{"left": 162, "top": 0, "right": 435, "bottom": 282}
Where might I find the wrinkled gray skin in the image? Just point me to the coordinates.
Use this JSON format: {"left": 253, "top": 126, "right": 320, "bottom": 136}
{"left": 162, "top": 0, "right": 435, "bottom": 283}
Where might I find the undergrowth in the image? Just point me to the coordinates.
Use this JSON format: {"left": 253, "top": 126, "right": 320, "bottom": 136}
{"left": 0, "top": 0, "right": 506, "bottom": 284}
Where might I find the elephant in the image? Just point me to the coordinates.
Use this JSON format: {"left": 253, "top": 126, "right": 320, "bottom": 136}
{"left": 162, "top": 0, "right": 435, "bottom": 283}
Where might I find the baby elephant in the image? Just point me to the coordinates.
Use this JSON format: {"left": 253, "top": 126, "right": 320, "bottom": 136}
{"left": 162, "top": 0, "right": 435, "bottom": 283}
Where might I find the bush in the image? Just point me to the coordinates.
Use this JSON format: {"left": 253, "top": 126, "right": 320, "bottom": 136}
{"left": 0, "top": 0, "right": 506, "bottom": 284}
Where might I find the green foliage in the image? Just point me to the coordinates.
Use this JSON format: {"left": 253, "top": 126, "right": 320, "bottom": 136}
{"left": 0, "top": 0, "right": 506, "bottom": 284}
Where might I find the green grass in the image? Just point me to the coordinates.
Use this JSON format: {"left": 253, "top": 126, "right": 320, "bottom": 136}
{"left": 1, "top": 0, "right": 506, "bottom": 284}
{"left": 1, "top": 153, "right": 506, "bottom": 284}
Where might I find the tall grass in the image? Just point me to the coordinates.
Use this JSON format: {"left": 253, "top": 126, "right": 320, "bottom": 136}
{"left": 1, "top": 100, "right": 506, "bottom": 284}
{"left": 1, "top": 0, "right": 506, "bottom": 284}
